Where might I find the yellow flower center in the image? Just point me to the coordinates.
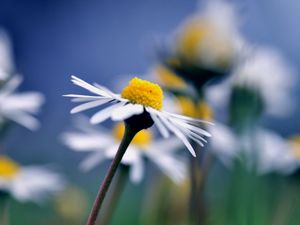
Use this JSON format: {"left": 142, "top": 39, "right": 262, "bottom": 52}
{"left": 0, "top": 155, "right": 20, "bottom": 179}
{"left": 197, "top": 101, "right": 214, "bottom": 121}
{"left": 176, "top": 96, "right": 197, "bottom": 118}
{"left": 177, "top": 20, "right": 208, "bottom": 61}
{"left": 289, "top": 136, "right": 300, "bottom": 159}
{"left": 176, "top": 97, "right": 213, "bottom": 121}
{"left": 113, "top": 123, "right": 152, "bottom": 147}
{"left": 154, "top": 65, "right": 187, "bottom": 90}
{"left": 121, "top": 77, "right": 164, "bottom": 110}
{"left": 176, "top": 18, "right": 234, "bottom": 68}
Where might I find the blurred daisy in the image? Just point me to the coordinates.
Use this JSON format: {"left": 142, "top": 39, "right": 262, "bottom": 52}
{"left": 0, "top": 29, "right": 14, "bottom": 82}
{"left": 62, "top": 118, "right": 186, "bottom": 184}
{"left": 175, "top": 0, "right": 240, "bottom": 69}
{"left": 65, "top": 76, "right": 212, "bottom": 157}
{"left": 251, "top": 129, "right": 298, "bottom": 175}
{"left": 161, "top": 0, "right": 243, "bottom": 86}
{"left": 0, "top": 75, "right": 44, "bottom": 130}
{"left": 207, "top": 47, "right": 296, "bottom": 117}
{"left": 0, "top": 155, "right": 64, "bottom": 203}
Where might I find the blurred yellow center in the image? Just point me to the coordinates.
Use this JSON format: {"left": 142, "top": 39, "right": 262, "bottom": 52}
{"left": 0, "top": 155, "right": 20, "bottom": 179}
{"left": 154, "top": 65, "right": 187, "bottom": 89}
{"left": 113, "top": 123, "right": 152, "bottom": 147}
{"left": 176, "top": 18, "right": 233, "bottom": 68}
{"left": 177, "top": 20, "right": 208, "bottom": 60}
{"left": 197, "top": 101, "right": 213, "bottom": 121}
{"left": 289, "top": 136, "right": 300, "bottom": 158}
{"left": 121, "top": 77, "right": 164, "bottom": 110}
{"left": 176, "top": 97, "right": 213, "bottom": 121}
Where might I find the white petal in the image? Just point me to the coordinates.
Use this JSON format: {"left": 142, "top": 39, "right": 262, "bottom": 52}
{"left": 0, "top": 75, "right": 22, "bottom": 96}
{"left": 70, "top": 99, "right": 112, "bottom": 114}
{"left": 171, "top": 117, "right": 212, "bottom": 137}
{"left": 90, "top": 102, "right": 125, "bottom": 124}
{"left": 64, "top": 94, "right": 107, "bottom": 101}
{"left": 158, "top": 115, "right": 196, "bottom": 157}
{"left": 2, "top": 92, "right": 44, "bottom": 113}
{"left": 93, "top": 83, "right": 117, "bottom": 98}
{"left": 147, "top": 108, "right": 170, "bottom": 138}
{"left": 147, "top": 152, "right": 186, "bottom": 184}
{"left": 61, "top": 132, "right": 112, "bottom": 151}
{"left": 11, "top": 167, "right": 65, "bottom": 203}
{"left": 111, "top": 104, "right": 144, "bottom": 121}
{"left": 70, "top": 75, "right": 111, "bottom": 97}
{"left": 5, "top": 112, "right": 40, "bottom": 130}
{"left": 80, "top": 152, "right": 106, "bottom": 171}
{"left": 129, "top": 157, "right": 144, "bottom": 184}
{"left": 164, "top": 110, "right": 214, "bottom": 125}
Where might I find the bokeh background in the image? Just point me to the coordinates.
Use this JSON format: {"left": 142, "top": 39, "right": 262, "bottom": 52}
{"left": 1, "top": 0, "right": 300, "bottom": 224}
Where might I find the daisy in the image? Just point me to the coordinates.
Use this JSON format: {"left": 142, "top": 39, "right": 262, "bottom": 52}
{"left": 174, "top": 0, "right": 240, "bottom": 69}
{"left": 0, "top": 75, "right": 44, "bottom": 130}
{"left": 160, "top": 0, "right": 244, "bottom": 87}
{"left": 0, "top": 155, "right": 64, "bottom": 203}
{"left": 65, "top": 76, "right": 211, "bottom": 157}
{"left": 207, "top": 47, "right": 296, "bottom": 118}
{"left": 62, "top": 117, "right": 186, "bottom": 184}
{"left": 250, "top": 128, "right": 298, "bottom": 175}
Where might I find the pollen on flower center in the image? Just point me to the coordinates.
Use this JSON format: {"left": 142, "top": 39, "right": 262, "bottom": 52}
{"left": 113, "top": 123, "right": 152, "bottom": 147}
{"left": 0, "top": 155, "right": 20, "bottom": 179}
{"left": 121, "top": 77, "right": 164, "bottom": 110}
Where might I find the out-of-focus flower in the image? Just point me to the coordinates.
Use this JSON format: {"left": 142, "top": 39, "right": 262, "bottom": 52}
{"left": 0, "top": 29, "right": 14, "bottom": 82}
{"left": 253, "top": 129, "right": 298, "bottom": 175}
{"left": 162, "top": 0, "right": 243, "bottom": 87}
{"left": 207, "top": 47, "right": 296, "bottom": 118}
{"left": 65, "top": 76, "right": 212, "bottom": 156}
{"left": 0, "top": 155, "right": 65, "bottom": 203}
{"left": 62, "top": 117, "right": 186, "bottom": 184}
{"left": 0, "top": 75, "right": 44, "bottom": 130}
{"left": 54, "top": 186, "right": 88, "bottom": 222}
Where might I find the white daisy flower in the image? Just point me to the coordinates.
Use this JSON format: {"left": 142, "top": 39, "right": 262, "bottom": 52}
{"left": 62, "top": 117, "right": 186, "bottom": 184}
{"left": 0, "top": 29, "right": 14, "bottom": 81}
{"left": 172, "top": 0, "right": 242, "bottom": 70}
{"left": 207, "top": 47, "right": 296, "bottom": 117}
{"left": 0, "top": 75, "right": 44, "bottom": 130}
{"left": 252, "top": 129, "right": 298, "bottom": 175}
{"left": 0, "top": 155, "right": 65, "bottom": 203}
{"left": 65, "top": 76, "right": 212, "bottom": 157}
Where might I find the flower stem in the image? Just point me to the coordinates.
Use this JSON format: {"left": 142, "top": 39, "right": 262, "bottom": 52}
{"left": 189, "top": 142, "right": 213, "bottom": 225}
{"left": 86, "top": 124, "right": 137, "bottom": 225}
{"left": 0, "top": 192, "right": 10, "bottom": 225}
{"left": 99, "top": 165, "right": 129, "bottom": 225}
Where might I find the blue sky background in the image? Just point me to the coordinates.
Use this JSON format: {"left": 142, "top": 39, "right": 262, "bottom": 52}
{"left": 0, "top": 0, "right": 299, "bottom": 174}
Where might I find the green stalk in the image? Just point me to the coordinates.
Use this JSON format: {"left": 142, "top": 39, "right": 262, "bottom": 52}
{"left": 98, "top": 166, "right": 129, "bottom": 225}
{"left": 86, "top": 124, "right": 138, "bottom": 225}
{"left": 0, "top": 193, "right": 9, "bottom": 225}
